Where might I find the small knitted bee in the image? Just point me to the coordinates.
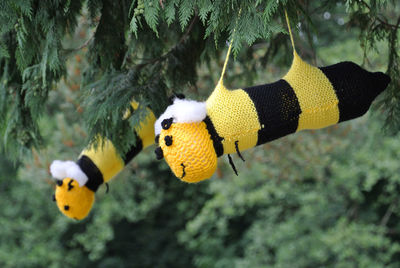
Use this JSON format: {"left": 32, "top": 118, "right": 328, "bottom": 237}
{"left": 154, "top": 14, "right": 391, "bottom": 183}
{"left": 50, "top": 102, "right": 155, "bottom": 220}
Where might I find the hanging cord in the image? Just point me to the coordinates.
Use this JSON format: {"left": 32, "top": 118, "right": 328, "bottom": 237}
{"left": 219, "top": 8, "right": 243, "bottom": 84}
{"left": 284, "top": 9, "right": 297, "bottom": 54}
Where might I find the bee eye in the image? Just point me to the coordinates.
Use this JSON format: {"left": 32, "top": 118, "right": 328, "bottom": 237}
{"left": 164, "top": 135, "right": 173, "bottom": 146}
{"left": 155, "top": 147, "right": 164, "bottom": 160}
{"left": 161, "top": 118, "right": 173, "bottom": 130}
{"left": 56, "top": 180, "right": 63, "bottom": 186}
{"left": 64, "top": 205, "right": 70, "bottom": 211}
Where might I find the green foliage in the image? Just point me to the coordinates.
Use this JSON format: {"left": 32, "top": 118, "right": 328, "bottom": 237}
{"left": 178, "top": 119, "right": 400, "bottom": 268}
{"left": 1, "top": 1, "right": 400, "bottom": 267}
{"left": 345, "top": 0, "right": 400, "bottom": 134}
{"left": 1, "top": 0, "right": 398, "bottom": 158}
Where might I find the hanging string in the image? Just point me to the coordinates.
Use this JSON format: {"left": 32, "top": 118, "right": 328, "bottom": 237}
{"left": 221, "top": 8, "right": 295, "bottom": 83}
{"left": 284, "top": 9, "right": 297, "bottom": 54}
{"left": 219, "top": 8, "right": 243, "bottom": 83}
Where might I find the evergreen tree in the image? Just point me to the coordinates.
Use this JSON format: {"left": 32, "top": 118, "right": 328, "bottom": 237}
{"left": 0, "top": 1, "right": 400, "bottom": 267}
{"left": 0, "top": 0, "right": 398, "bottom": 158}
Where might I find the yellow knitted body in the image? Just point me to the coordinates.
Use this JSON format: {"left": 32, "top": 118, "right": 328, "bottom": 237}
{"left": 283, "top": 52, "right": 339, "bottom": 131}
{"left": 136, "top": 109, "right": 156, "bottom": 148}
{"left": 80, "top": 102, "right": 156, "bottom": 182}
{"left": 80, "top": 140, "right": 125, "bottom": 182}
{"left": 155, "top": 11, "right": 390, "bottom": 184}
{"left": 206, "top": 81, "right": 260, "bottom": 154}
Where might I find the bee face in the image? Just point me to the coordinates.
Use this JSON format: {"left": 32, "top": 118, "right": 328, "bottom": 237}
{"left": 158, "top": 121, "right": 217, "bottom": 183}
{"left": 54, "top": 178, "right": 95, "bottom": 220}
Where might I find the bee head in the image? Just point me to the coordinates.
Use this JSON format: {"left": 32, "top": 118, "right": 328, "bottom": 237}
{"left": 156, "top": 119, "right": 217, "bottom": 183}
{"left": 54, "top": 178, "right": 95, "bottom": 220}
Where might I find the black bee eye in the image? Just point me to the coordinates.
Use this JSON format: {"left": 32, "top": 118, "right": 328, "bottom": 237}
{"left": 56, "top": 180, "right": 63, "bottom": 186}
{"left": 155, "top": 147, "right": 164, "bottom": 160}
{"left": 164, "top": 135, "right": 173, "bottom": 146}
{"left": 64, "top": 205, "right": 70, "bottom": 211}
{"left": 155, "top": 134, "right": 160, "bottom": 144}
{"left": 161, "top": 118, "right": 173, "bottom": 130}
{"left": 68, "top": 179, "right": 74, "bottom": 191}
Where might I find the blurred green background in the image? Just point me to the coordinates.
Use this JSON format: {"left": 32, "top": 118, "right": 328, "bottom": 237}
{"left": 1, "top": 1, "right": 400, "bottom": 268}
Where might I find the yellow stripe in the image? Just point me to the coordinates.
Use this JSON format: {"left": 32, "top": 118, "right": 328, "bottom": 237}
{"left": 206, "top": 82, "right": 260, "bottom": 154}
{"left": 81, "top": 101, "right": 156, "bottom": 181}
{"left": 136, "top": 108, "right": 156, "bottom": 148}
{"left": 81, "top": 140, "right": 124, "bottom": 182}
{"left": 283, "top": 53, "right": 339, "bottom": 131}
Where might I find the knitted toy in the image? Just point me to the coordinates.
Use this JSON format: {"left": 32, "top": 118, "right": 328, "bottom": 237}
{"left": 50, "top": 101, "right": 155, "bottom": 220}
{"left": 154, "top": 12, "right": 391, "bottom": 183}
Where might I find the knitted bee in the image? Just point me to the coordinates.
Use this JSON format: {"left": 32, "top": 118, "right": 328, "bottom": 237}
{"left": 154, "top": 13, "right": 391, "bottom": 183}
{"left": 50, "top": 102, "right": 155, "bottom": 220}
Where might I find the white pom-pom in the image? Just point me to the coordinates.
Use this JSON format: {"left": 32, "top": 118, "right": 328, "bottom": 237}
{"left": 155, "top": 98, "right": 207, "bottom": 135}
{"left": 50, "top": 160, "right": 88, "bottom": 187}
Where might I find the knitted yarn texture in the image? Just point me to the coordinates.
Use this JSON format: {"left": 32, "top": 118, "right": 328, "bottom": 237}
{"left": 155, "top": 52, "right": 390, "bottom": 183}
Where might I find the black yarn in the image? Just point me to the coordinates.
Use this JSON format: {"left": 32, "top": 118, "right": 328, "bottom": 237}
{"left": 161, "top": 118, "right": 173, "bottom": 130}
{"left": 319, "top": 62, "right": 390, "bottom": 122}
{"left": 124, "top": 132, "right": 143, "bottom": 164}
{"left": 105, "top": 183, "right": 110, "bottom": 194}
{"left": 168, "top": 93, "right": 186, "bottom": 104}
{"left": 155, "top": 147, "right": 164, "bottom": 160}
{"left": 204, "top": 116, "right": 224, "bottom": 157}
{"left": 68, "top": 179, "right": 74, "bottom": 191}
{"left": 234, "top": 141, "right": 245, "bottom": 162}
{"left": 164, "top": 135, "right": 173, "bottom": 146}
{"left": 181, "top": 163, "right": 186, "bottom": 179}
{"left": 77, "top": 155, "right": 104, "bottom": 192}
{"left": 244, "top": 79, "right": 300, "bottom": 146}
{"left": 227, "top": 154, "right": 238, "bottom": 176}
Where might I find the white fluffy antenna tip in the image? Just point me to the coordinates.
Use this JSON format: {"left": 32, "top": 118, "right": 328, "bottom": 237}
{"left": 50, "top": 160, "right": 88, "bottom": 187}
{"left": 154, "top": 98, "right": 207, "bottom": 135}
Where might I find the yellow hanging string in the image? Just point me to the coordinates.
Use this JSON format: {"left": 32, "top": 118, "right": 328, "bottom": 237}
{"left": 219, "top": 8, "right": 294, "bottom": 84}
{"left": 218, "top": 8, "right": 242, "bottom": 85}
{"left": 219, "top": 40, "right": 234, "bottom": 84}
{"left": 284, "top": 9, "right": 297, "bottom": 55}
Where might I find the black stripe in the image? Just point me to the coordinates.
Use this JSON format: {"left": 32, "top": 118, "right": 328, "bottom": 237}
{"left": 319, "top": 62, "right": 390, "bottom": 122}
{"left": 77, "top": 155, "right": 104, "bottom": 192}
{"left": 243, "top": 79, "right": 301, "bottom": 145}
{"left": 124, "top": 131, "right": 143, "bottom": 164}
{"left": 204, "top": 116, "right": 224, "bottom": 157}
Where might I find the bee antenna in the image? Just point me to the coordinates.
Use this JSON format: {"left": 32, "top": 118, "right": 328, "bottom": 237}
{"left": 234, "top": 141, "right": 245, "bottom": 162}
{"left": 227, "top": 154, "right": 238, "bottom": 176}
{"left": 105, "top": 183, "right": 110, "bottom": 194}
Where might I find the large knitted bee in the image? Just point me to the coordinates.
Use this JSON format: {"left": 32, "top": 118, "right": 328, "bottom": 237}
{"left": 50, "top": 102, "right": 155, "bottom": 220}
{"left": 154, "top": 13, "right": 391, "bottom": 183}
